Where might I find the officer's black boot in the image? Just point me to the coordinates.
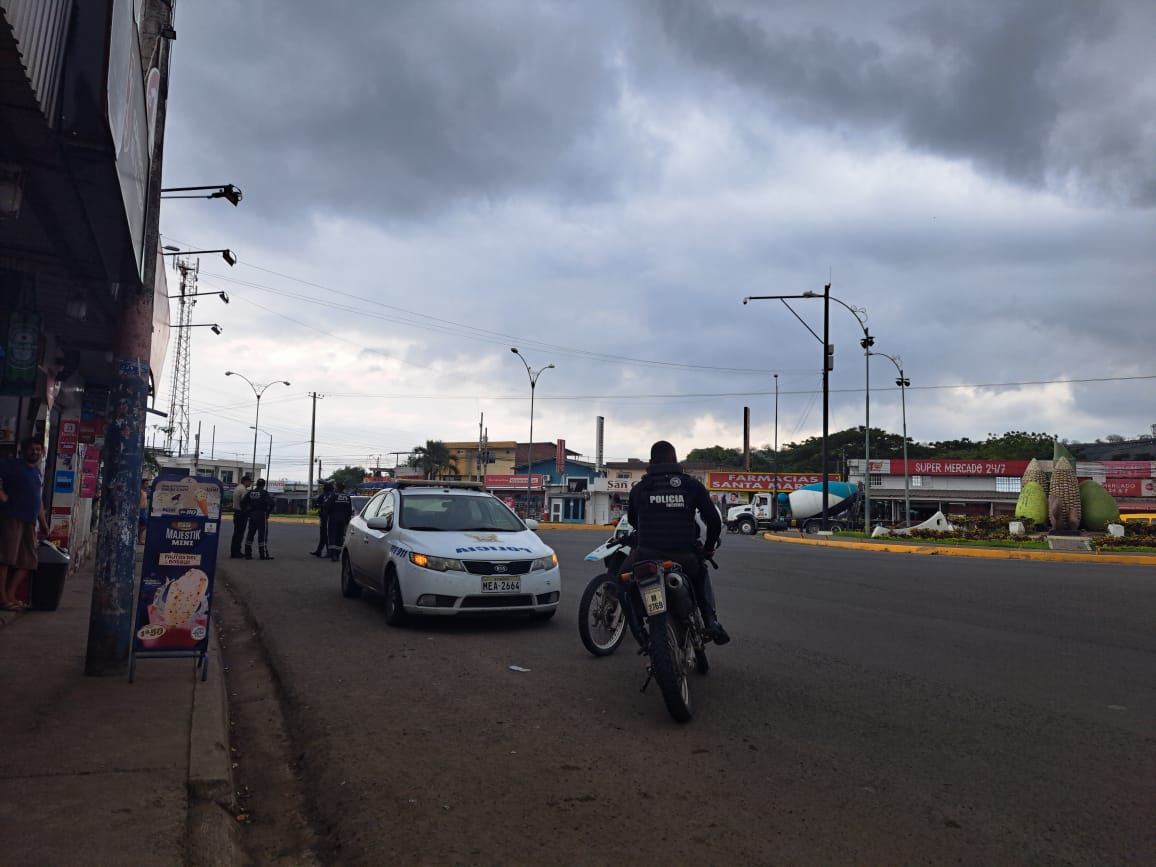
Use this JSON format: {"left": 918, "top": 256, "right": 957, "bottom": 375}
{"left": 244, "top": 545, "right": 253, "bottom": 560}
{"left": 260, "top": 547, "right": 273, "bottom": 560}
{"left": 700, "top": 603, "right": 730, "bottom": 645}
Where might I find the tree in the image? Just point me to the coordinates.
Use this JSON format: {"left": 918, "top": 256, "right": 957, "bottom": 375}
{"left": 329, "top": 465, "right": 368, "bottom": 490}
{"left": 685, "top": 445, "right": 743, "bottom": 467}
{"left": 408, "top": 440, "right": 459, "bottom": 479}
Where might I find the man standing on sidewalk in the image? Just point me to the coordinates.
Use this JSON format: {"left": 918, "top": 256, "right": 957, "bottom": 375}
{"left": 230, "top": 473, "right": 253, "bottom": 559}
{"left": 0, "top": 436, "right": 51, "bottom": 611}
{"left": 243, "top": 479, "right": 276, "bottom": 560}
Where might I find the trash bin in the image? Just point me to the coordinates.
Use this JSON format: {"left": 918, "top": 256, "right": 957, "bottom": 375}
{"left": 30, "top": 542, "right": 70, "bottom": 611}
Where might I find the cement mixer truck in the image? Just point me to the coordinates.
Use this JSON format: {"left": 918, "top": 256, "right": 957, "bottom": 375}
{"left": 726, "top": 480, "right": 862, "bottom": 535}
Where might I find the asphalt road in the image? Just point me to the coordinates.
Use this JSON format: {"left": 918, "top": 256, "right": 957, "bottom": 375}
{"left": 217, "top": 522, "right": 1156, "bottom": 866}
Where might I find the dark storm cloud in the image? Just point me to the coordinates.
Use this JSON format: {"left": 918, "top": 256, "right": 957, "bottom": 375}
{"left": 653, "top": 0, "right": 1156, "bottom": 207}
{"left": 169, "top": 0, "right": 634, "bottom": 223}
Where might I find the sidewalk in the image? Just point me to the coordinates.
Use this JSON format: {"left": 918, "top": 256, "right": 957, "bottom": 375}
{"left": 0, "top": 558, "right": 243, "bottom": 867}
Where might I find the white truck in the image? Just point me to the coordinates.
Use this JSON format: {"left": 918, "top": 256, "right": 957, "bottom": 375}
{"left": 726, "top": 481, "right": 862, "bottom": 535}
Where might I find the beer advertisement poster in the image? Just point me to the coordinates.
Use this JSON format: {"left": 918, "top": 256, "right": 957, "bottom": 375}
{"left": 133, "top": 473, "right": 223, "bottom": 655}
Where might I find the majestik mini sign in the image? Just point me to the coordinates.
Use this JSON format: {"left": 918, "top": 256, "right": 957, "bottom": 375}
{"left": 129, "top": 472, "right": 224, "bottom": 682}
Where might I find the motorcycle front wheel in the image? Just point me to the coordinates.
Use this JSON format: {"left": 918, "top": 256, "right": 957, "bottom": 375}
{"left": 648, "top": 613, "right": 693, "bottom": 723}
{"left": 578, "top": 574, "right": 627, "bottom": 657}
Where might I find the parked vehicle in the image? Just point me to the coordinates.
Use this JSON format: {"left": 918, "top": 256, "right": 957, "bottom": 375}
{"left": 726, "top": 480, "right": 862, "bottom": 535}
{"left": 578, "top": 519, "right": 718, "bottom": 723}
{"left": 339, "top": 480, "right": 561, "bottom": 623}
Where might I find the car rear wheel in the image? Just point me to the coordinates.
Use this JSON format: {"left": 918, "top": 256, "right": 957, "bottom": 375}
{"left": 340, "top": 555, "right": 361, "bottom": 599}
{"left": 382, "top": 567, "right": 406, "bottom": 626}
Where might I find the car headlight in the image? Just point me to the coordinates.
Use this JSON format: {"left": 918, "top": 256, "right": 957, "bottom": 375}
{"left": 530, "top": 553, "right": 558, "bottom": 571}
{"left": 409, "top": 552, "right": 466, "bottom": 572}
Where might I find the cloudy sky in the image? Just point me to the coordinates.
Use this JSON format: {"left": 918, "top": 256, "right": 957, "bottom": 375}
{"left": 156, "top": 0, "right": 1155, "bottom": 482}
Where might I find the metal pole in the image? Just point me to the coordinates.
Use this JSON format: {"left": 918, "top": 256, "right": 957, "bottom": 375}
{"left": 251, "top": 395, "right": 261, "bottom": 479}
{"left": 773, "top": 373, "right": 779, "bottom": 520}
{"left": 307, "top": 392, "right": 319, "bottom": 510}
{"left": 266, "top": 433, "right": 273, "bottom": 484}
{"left": 899, "top": 367, "right": 910, "bottom": 525}
{"left": 821, "top": 283, "right": 830, "bottom": 531}
{"left": 863, "top": 332, "right": 871, "bottom": 530}
{"left": 527, "top": 380, "right": 535, "bottom": 518}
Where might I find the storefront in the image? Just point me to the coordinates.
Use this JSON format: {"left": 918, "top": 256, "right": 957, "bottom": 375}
{"left": 485, "top": 473, "right": 546, "bottom": 520}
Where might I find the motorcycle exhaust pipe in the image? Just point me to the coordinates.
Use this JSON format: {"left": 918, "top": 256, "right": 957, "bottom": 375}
{"left": 664, "top": 571, "right": 694, "bottom": 618}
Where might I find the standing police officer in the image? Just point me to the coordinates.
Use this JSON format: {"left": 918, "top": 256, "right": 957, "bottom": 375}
{"left": 326, "top": 482, "right": 354, "bottom": 561}
{"left": 230, "top": 473, "right": 253, "bottom": 558}
{"left": 624, "top": 441, "right": 729, "bottom": 644}
{"left": 242, "top": 479, "right": 276, "bottom": 560}
{"left": 310, "top": 482, "right": 334, "bottom": 557}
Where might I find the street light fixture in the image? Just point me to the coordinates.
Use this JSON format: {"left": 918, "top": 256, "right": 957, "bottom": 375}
{"left": 869, "top": 351, "right": 911, "bottom": 526}
{"left": 171, "top": 323, "right": 223, "bottom": 334}
{"left": 167, "top": 290, "right": 229, "bottom": 303}
{"left": 162, "top": 246, "right": 237, "bottom": 266}
{"left": 225, "top": 372, "right": 291, "bottom": 480}
{"left": 510, "top": 347, "right": 554, "bottom": 520}
{"left": 160, "top": 184, "right": 243, "bottom": 206}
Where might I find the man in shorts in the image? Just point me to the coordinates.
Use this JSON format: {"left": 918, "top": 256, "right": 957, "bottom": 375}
{"left": 0, "top": 436, "right": 50, "bottom": 611}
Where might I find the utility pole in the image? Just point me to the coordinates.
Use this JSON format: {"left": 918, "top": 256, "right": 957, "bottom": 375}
{"left": 306, "top": 392, "right": 323, "bottom": 509}
{"left": 87, "top": 0, "right": 174, "bottom": 676}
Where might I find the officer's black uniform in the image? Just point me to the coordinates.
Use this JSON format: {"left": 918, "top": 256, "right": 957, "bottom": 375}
{"left": 242, "top": 481, "right": 276, "bottom": 560}
{"left": 311, "top": 484, "right": 334, "bottom": 556}
{"left": 327, "top": 486, "right": 354, "bottom": 561}
{"left": 623, "top": 453, "right": 729, "bottom": 644}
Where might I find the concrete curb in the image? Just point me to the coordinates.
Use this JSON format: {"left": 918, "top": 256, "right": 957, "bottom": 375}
{"left": 759, "top": 531, "right": 1156, "bottom": 566}
{"left": 186, "top": 627, "right": 247, "bottom": 866}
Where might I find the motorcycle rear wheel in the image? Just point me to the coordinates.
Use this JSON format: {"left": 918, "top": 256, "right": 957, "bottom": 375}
{"left": 648, "top": 613, "right": 693, "bottom": 723}
{"left": 578, "top": 574, "right": 627, "bottom": 656}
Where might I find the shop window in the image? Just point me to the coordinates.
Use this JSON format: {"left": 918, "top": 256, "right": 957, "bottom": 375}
{"left": 868, "top": 473, "right": 882, "bottom": 486}
{"left": 910, "top": 475, "right": 922, "bottom": 487}
{"left": 566, "top": 477, "right": 588, "bottom": 493}
{"left": 220, "top": 470, "right": 234, "bottom": 484}
{"left": 995, "top": 476, "right": 1021, "bottom": 493}
{"left": 616, "top": 471, "right": 631, "bottom": 479}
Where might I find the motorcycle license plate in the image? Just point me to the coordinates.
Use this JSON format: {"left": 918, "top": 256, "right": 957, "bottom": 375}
{"left": 482, "top": 578, "right": 521, "bottom": 593}
{"left": 642, "top": 585, "right": 666, "bottom": 615}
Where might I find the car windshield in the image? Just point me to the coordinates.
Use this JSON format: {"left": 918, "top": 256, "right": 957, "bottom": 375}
{"left": 399, "top": 493, "right": 525, "bottom": 532}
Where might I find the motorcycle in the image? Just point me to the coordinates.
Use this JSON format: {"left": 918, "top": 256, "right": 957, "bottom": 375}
{"left": 578, "top": 517, "right": 717, "bottom": 723}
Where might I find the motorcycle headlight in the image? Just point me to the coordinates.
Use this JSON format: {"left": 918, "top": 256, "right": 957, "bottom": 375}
{"left": 409, "top": 552, "right": 466, "bottom": 572}
{"left": 530, "top": 553, "right": 558, "bottom": 571}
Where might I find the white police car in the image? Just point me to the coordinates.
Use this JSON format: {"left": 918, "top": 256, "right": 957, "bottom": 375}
{"left": 339, "top": 480, "right": 561, "bottom": 624}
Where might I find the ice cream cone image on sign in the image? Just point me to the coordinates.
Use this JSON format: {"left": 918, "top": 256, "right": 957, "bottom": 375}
{"left": 193, "top": 488, "right": 209, "bottom": 516}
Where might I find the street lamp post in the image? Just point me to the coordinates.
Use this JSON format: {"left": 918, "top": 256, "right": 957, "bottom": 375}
{"left": 870, "top": 351, "right": 910, "bottom": 525}
{"left": 250, "top": 427, "right": 273, "bottom": 483}
{"left": 510, "top": 347, "right": 554, "bottom": 520}
{"left": 744, "top": 285, "right": 836, "bottom": 529}
{"left": 773, "top": 373, "right": 779, "bottom": 520}
{"left": 225, "top": 371, "right": 290, "bottom": 480}
{"left": 744, "top": 286, "right": 869, "bottom": 529}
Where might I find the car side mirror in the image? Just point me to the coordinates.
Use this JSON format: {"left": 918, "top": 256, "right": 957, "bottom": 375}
{"left": 366, "top": 516, "right": 392, "bottom": 531}
{"left": 524, "top": 518, "right": 539, "bottom": 531}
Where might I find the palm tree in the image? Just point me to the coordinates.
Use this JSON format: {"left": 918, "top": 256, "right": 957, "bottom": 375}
{"left": 408, "top": 440, "right": 459, "bottom": 480}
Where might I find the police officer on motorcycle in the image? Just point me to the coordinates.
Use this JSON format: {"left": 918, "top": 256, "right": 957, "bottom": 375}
{"left": 623, "top": 440, "right": 730, "bottom": 645}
